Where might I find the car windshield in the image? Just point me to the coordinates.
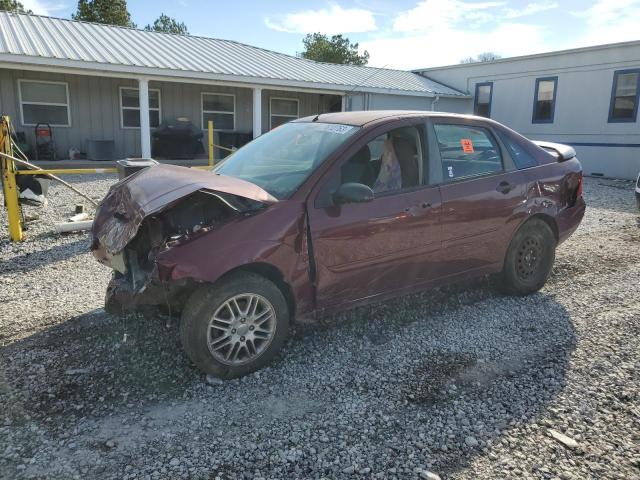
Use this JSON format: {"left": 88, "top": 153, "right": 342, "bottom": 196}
{"left": 214, "top": 122, "right": 360, "bottom": 199}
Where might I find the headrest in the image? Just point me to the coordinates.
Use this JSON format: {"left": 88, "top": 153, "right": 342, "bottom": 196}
{"left": 350, "top": 145, "right": 371, "bottom": 164}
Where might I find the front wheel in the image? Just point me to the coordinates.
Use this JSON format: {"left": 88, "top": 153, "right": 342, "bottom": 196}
{"left": 496, "top": 219, "right": 556, "bottom": 296}
{"left": 180, "top": 272, "right": 290, "bottom": 378}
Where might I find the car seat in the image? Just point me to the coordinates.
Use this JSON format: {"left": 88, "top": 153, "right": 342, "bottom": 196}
{"left": 392, "top": 136, "right": 419, "bottom": 187}
{"left": 341, "top": 145, "right": 375, "bottom": 187}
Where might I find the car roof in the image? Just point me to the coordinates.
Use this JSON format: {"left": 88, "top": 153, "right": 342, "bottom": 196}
{"left": 295, "top": 110, "right": 482, "bottom": 127}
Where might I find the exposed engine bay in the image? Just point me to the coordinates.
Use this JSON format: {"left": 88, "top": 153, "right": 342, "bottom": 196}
{"left": 90, "top": 164, "right": 277, "bottom": 314}
{"left": 95, "top": 189, "right": 266, "bottom": 313}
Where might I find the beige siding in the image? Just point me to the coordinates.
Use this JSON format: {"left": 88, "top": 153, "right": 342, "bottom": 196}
{"left": 0, "top": 69, "right": 257, "bottom": 159}
{"left": 261, "top": 89, "right": 339, "bottom": 133}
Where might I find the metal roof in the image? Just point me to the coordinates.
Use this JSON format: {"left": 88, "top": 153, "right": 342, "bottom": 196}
{"left": 0, "top": 12, "right": 466, "bottom": 97}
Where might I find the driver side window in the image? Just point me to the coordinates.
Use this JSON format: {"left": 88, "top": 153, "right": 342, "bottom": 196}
{"left": 318, "top": 126, "right": 423, "bottom": 207}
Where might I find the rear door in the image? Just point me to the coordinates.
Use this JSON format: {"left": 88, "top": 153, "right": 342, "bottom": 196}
{"left": 429, "top": 119, "right": 525, "bottom": 276}
{"left": 308, "top": 120, "right": 442, "bottom": 309}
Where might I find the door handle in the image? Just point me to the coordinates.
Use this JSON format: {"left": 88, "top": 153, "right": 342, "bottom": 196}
{"left": 496, "top": 181, "right": 512, "bottom": 194}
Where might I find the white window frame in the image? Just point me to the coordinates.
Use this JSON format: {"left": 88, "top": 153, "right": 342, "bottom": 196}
{"left": 18, "top": 79, "right": 71, "bottom": 127}
{"left": 119, "top": 86, "right": 162, "bottom": 130}
{"left": 270, "top": 97, "right": 299, "bottom": 129}
{"left": 201, "top": 92, "right": 236, "bottom": 131}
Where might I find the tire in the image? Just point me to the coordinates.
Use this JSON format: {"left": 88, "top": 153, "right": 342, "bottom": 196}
{"left": 180, "top": 271, "right": 290, "bottom": 379}
{"left": 496, "top": 218, "right": 556, "bottom": 296}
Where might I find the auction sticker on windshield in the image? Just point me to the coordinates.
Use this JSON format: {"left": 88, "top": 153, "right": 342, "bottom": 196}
{"left": 320, "top": 124, "right": 357, "bottom": 135}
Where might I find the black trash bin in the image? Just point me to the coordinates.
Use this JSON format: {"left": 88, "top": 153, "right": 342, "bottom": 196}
{"left": 116, "top": 158, "right": 158, "bottom": 180}
{"left": 152, "top": 119, "right": 204, "bottom": 159}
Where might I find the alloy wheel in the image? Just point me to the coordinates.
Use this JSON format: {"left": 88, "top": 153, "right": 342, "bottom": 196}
{"left": 207, "top": 293, "right": 277, "bottom": 366}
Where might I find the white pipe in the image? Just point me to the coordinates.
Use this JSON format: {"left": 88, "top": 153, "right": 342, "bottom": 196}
{"left": 431, "top": 95, "right": 440, "bottom": 111}
{"left": 253, "top": 87, "right": 262, "bottom": 138}
{"left": 138, "top": 78, "right": 152, "bottom": 158}
{"left": 54, "top": 220, "right": 93, "bottom": 233}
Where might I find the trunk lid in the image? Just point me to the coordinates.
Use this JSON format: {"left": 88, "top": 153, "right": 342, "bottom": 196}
{"left": 92, "top": 164, "right": 277, "bottom": 256}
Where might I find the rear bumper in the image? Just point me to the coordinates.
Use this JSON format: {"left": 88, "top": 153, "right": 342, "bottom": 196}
{"left": 557, "top": 196, "right": 586, "bottom": 245}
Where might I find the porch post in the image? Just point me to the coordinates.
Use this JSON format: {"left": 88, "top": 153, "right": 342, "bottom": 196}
{"left": 252, "top": 87, "right": 262, "bottom": 139}
{"left": 138, "top": 78, "right": 152, "bottom": 158}
{"left": 341, "top": 95, "right": 347, "bottom": 112}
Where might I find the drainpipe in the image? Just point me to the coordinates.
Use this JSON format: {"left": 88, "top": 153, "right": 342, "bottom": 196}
{"left": 431, "top": 95, "right": 441, "bottom": 111}
{"left": 138, "top": 78, "right": 152, "bottom": 159}
{"left": 252, "top": 87, "right": 262, "bottom": 138}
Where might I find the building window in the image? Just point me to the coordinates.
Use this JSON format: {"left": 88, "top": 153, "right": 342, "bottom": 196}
{"left": 270, "top": 97, "right": 299, "bottom": 128}
{"left": 18, "top": 80, "right": 70, "bottom": 127}
{"left": 202, "top": 93, "right": 235, "bottom": 131}
{"left": 608, "top": 69, "right": 640, "bottom": 123}
{"left": 473, "top": 82, "right": 492, "bottom": 117}
{"left": 120, "top": 87, "right": 161, "bottom": 129}
{"left": 532, "top": 77, "right": 557, "bottom": 123}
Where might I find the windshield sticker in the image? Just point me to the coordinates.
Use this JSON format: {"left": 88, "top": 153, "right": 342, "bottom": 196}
{"left": 460, "top": 138, "right": 474, "bottom": 153}
{"left": 321, "top": 124, "right": 355, "bottom": 135}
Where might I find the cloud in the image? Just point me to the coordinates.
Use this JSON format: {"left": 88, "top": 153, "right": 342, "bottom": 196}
{"left": 504, "top": 1, "right": 558, "bottom": 19}
{"left": 393, "top": 0, "right": 506, "bottom": 32}
{"left": 265, "top": 4, "right": 376, "bottom": 34}
{"left": 361, "top": 0, "right": 556, "bottom": 69}
{"left": 571, "top": 0, "right": 640, "bottom": 45}
{"left": 362, "top": 22, "right": 551, "bottom": 69}
{"left": 21, "top": 0, "right": 69, "bottom": 16}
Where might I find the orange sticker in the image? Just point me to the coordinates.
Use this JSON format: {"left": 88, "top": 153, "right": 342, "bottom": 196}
{"left": 460, "top": 138, "right": 474, "bottom": 153}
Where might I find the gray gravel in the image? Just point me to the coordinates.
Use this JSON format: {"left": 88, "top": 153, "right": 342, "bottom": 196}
{"left": 1, "top": 175, "right": 639, "bottom": 479}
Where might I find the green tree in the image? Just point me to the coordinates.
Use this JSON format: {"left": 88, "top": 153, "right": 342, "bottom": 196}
{"left": 460, "top": 52, "right": 501, "bottom": 64}
{"left": 144, "top": 13, "right": 188, "bottom": 34}
{"left": 72, "top": 0, "right": 136, "bottom": 28}
{"left": 0, "top": 0, "right": 32, "bottom": 13}
{"left": 299, "top": 33, "right": 369, "bottom": 66}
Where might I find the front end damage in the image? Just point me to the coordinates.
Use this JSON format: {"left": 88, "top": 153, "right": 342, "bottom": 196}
{"left": 90, "top": 164, "right": 276, "bottom": 314}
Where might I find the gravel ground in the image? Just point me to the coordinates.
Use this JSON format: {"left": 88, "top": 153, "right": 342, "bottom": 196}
{"left": 1, "top": 174, "right": 639, "bottom": 480}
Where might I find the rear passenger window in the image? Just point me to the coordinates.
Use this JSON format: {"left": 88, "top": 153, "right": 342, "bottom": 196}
{"left": 434, "top": 124, "right": 502, "bottom": 182}
{"left": 496, "top": 131, "right": 539, "bottom": 169}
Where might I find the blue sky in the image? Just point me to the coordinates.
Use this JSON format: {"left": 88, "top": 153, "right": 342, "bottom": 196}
{"left": 21, "top": 0, "right": 640, "bottom": 69}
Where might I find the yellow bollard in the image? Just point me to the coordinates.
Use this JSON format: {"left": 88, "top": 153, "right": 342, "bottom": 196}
{"left": 0, "top": 116, "right": 24, "bottom": 241}
{"left": 208, "top": 120, "right": 214, "bottom": 167}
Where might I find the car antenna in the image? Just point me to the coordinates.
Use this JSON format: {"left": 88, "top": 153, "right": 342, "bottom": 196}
{"left": 344, "top": 64, "right": 390, "bottom": 96}
{"left": 312, "top": 114, "right": 320, "bottom": 122}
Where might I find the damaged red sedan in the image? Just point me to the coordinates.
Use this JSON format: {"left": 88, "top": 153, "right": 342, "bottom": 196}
{"left": 91, "top": 111, "right": 585, "bottom": 378}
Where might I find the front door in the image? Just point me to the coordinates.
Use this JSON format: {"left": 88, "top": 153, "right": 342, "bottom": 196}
{"left": 308, "top": 122, "right": 442, "bottom": 309}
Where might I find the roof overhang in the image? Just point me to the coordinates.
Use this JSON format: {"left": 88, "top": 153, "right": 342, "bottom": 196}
{"left": 0, "top": 53, "right": 468, "bottom": 98}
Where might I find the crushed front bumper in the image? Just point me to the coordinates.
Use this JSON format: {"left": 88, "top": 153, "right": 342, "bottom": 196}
{"left": 104, "top": 271, "right": 193, "bottom": 315}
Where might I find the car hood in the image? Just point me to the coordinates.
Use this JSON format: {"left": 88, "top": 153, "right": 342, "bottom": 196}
{"left": 91, "top": 164, "right": 277, "bottom": 256}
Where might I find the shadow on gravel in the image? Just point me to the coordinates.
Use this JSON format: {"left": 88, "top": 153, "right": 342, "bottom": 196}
{"left": 0, "top": 237, "right": 89, "bottom": 273}
{"left": 0, "top": 277, "right": 576, "bottom": 478}
{"left": 0, "top": 308, "right": 200, "bottom": 426}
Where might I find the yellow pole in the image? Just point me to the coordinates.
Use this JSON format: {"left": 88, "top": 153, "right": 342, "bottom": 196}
{"left": 17, "top": 168, "right": 117, "bottom": 176}
{"left": 208, "top": 120, "right": 214, "bottom": 167}
{"left": 0, "top": 116, "right": 24, "bottom": 241}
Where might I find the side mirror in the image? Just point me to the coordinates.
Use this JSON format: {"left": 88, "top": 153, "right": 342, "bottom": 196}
{"left": 332, "top": 182, "right": 374, "bottom": 205}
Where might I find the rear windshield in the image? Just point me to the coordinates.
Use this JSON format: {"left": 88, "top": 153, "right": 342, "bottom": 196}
{"left": 215, "top": 122, "right": 359, "bottom": 199}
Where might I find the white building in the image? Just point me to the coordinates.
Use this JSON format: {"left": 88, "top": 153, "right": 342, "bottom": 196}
{"left": 415, "top": 40, "right": 640, "bottom": 179}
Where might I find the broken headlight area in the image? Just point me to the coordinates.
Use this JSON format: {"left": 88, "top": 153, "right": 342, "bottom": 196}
{"left": 98, "top": 190, "right": 266, "bottom": 313}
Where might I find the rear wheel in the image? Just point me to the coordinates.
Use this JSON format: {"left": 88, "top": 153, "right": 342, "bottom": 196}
{"left": 180, "top": 272, "right": 289, "bottom": 378}
{"left": 496, "top": 219, "right": 556, "bottom": 296}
